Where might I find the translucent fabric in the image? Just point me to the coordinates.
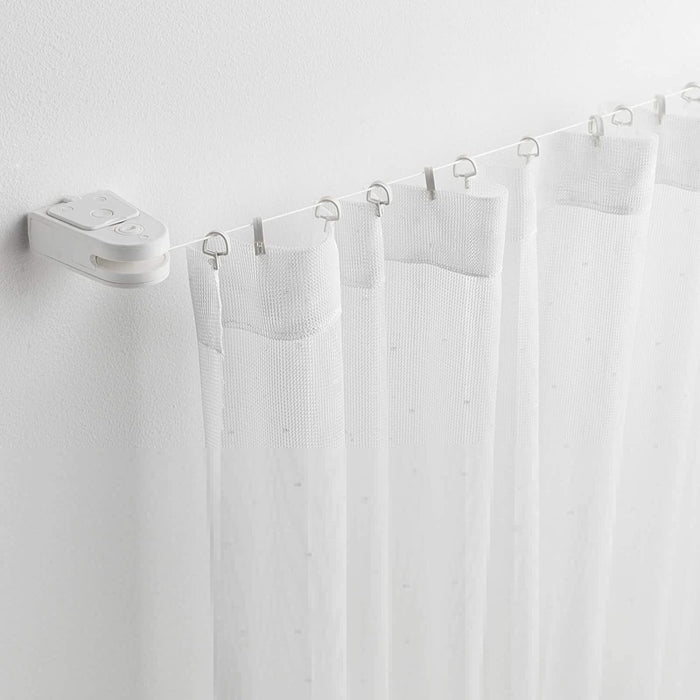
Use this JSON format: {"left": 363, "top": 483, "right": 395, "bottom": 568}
{"left": 188, "top": 108, "right": 700, "bottom": 700}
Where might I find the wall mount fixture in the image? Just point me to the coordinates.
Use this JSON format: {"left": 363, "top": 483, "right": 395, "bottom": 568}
{"left": 28, "top": 191, "right": 170, "bottom": 287}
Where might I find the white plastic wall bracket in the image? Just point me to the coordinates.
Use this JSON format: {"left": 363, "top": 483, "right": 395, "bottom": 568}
{"left": 28, "top": 191, "right": 170, "bottom": 287}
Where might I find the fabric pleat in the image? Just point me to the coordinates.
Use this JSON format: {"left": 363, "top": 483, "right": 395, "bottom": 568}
{"left": 483, "top": 158, "right": 540, "bottom": 700}
{"left": 602, "top": 111, "right": 700, "bottom": 700}
{"left": 187, "top": 107, "right": 700, "bottom": 700}
{"left": 190, "top": 235, "right": 347, "bottom": 700}
{"left": 335, "top": 201, "right": 389, "bottom": 700}
{"left": 537, "top": 131, "right": 658, "bottom": 700}
{"left": 381, "top": 183, "right": 507, "bottom": 700}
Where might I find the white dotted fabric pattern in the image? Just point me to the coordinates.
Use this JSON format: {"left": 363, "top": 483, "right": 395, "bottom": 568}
{"left": 187, "top": 109, "right": 700, "bottom": 700}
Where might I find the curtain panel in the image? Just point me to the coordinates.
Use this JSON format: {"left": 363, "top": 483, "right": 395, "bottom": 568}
{"left": 187, "top": 107, "right": 700, "bottom": 700}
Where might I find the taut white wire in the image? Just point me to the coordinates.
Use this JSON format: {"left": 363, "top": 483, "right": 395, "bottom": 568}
{"left": 167, "top": 89, "right": 688, "bottom": 253}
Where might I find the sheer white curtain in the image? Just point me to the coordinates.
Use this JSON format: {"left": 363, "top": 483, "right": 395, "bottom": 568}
{"left": 187, "top": 102, "right": 700, "bottom": 700}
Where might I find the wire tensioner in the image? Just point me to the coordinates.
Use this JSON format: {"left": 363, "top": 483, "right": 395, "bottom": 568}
{"left": 28, "top": 191, "right": 170, "bottom": 287}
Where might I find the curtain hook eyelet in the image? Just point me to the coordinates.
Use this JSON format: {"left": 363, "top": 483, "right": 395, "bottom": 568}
{"left": 681, "top": 81, "right": 700, "bottom": 103}
{"left": 314, "top": 196, "right": 342, "bottom": 232}
{"left": 517, "top": 137, "right": 540, "bottom": 164}
{"left": 452, "top": 155, "right": 478, "bottom": 188}
{"left": 202, "top": 230, "right": 230, "bottom": 269}
{"left": 611, "top": 105, "right": 634, "bottom": 127}
{"left": 366, "top": 181, "right": 392, "bottom": 217}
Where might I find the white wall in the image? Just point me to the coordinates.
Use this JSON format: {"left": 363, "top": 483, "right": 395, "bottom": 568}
{"left": 1, "top": 0, "right": 698, "bottom": 698}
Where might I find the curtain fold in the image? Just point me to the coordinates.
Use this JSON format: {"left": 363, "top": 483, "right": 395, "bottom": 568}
{"left": 335, "top": 201, "right": 389, "bottom": 700}
{"left": 536, "top": 130, "right": 658, "bottom": 700}
{"left": 483, "top": 159, "right": 540, "bottom": 700}
{"left": 602, "top": 109, "right": 700, "bottom": 699}
{"left": 188, "top": 237, "right": 348, "bottom": 699}
{"left": 188, "top": 107, "right": 700, "bottom": 700}
{"left": 382, "top": 183, "right": 506, "bottom": 700}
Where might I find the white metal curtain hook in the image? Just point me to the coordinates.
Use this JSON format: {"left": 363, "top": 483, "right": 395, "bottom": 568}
{"left": 681, "top": 81, "right": 700, "bottom": 103}
{"left": 517, "top": 136, "right": 540, "bottom": 164}
{"left": 314, "top": 196, "right": 341, "bottom": 232}
{"left": 452, "top": 155, "right": 478, "bottom": 188}
{"left": 424, "top": 166, "right": 437, "bottom": 200}
{"left": 611, "top": 105, "right": 634, "bottom": 127}
{"left": 588, "top": 114, "right": 604, "bottom": 147}
{"left": 366, "top": 181, "right": 392, "bottom": 217}
{"left": 655, "top": 94, "right": 666, "bottom": 125}
{"left": 202, "top": 230, "right": 230, "bottom": 270}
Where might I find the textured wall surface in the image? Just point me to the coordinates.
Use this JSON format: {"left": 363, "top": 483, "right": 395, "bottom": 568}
{"left": 1, "top": 0, "right": 698, "bottom": 698}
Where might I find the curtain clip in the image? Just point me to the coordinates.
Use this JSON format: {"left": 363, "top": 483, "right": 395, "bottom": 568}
{"left": 314, "top": 197, "right": 341, "bottom": 232}
{"left": 611, "top": 105, "right": 634, "bottom": 127}
{"left": 655, "top": 94, "right": 666, "bottom": 125}
{"left": 202, "top": 231, "right": 230, "bottom": 270}
{"left": 452, "top": 155, "right": 478, "bottom": 188}
{"left": 366, "top": 181, "right": 392, "bottom": 217}
{"left": 252, "top": 217, "right": 266, "bottom": 256}
{"left": 588, "top": 114, "right": 604, "bottom": 147}
{"left": 424, "top": 166, "right": 437, "bottom": 200}
{"left": 517, "top": 137, "right": 540, "bottom": 164}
